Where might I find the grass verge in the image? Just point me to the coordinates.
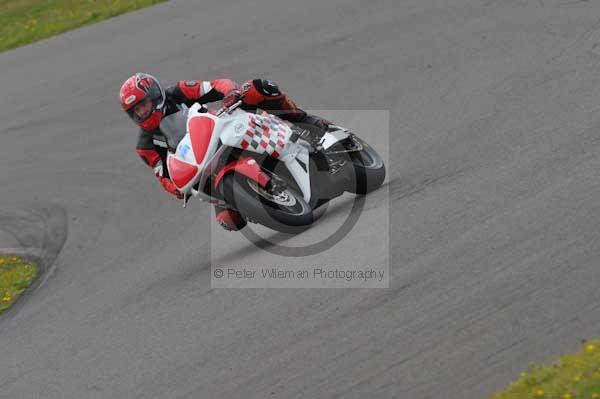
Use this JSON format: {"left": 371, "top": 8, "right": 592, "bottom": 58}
{"left": 0, "top": 255, "right": 38, "bottom": 314}
{"left": 0, "top": 0, "right": 167, "bottom": 53}
{"left": 492, "top": 339, "right": 600, "bottom": 399}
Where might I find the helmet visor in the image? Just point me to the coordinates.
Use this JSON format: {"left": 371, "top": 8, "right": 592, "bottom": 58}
{"left": 143, "top": 78, "right": 165, "bottom": 109}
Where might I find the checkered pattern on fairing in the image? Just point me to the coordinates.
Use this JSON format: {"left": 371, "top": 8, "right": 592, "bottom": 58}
{"left": 239, "top": 113, "right": 288, "bottom": 159}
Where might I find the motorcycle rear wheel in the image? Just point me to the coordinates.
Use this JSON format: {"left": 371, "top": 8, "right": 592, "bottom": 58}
{"left": 346, "top": 136, "right": 386, "bottom": 195}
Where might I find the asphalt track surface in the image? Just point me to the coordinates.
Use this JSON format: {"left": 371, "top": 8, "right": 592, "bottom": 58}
{"left": 2, "top": 0, "right": 600, "bottom": 398}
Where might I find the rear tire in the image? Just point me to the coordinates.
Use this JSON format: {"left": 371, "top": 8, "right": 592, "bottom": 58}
{"left": 345, "top": 136, "right": 386, "bottom": 194}
{"left": 222, "top": 173, "right": 314, "bottom": 234}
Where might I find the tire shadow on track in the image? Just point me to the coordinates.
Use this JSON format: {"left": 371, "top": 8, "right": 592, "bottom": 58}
{"left": 211, "top": 180, "right": 392, "bottom": 264}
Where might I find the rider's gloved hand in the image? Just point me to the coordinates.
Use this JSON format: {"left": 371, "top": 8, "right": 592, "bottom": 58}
{"left": 159, "top": 177, "right": 184, "bottom": 199}
{"left": 222, "top": 89, "right": 243, "bottom": 108}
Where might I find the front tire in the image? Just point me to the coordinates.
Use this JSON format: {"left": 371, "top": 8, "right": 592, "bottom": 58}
{"left": 222, "top": 173, "right": 314, "bottom": 234}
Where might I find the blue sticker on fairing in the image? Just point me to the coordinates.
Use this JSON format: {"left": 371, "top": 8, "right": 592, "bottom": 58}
{"left": 179, "top": 144, "right": 191, "bottom": 159}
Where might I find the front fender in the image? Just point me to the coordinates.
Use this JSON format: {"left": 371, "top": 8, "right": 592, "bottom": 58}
{"left": 213, "top": 157, "right": 270, "bottom": 191}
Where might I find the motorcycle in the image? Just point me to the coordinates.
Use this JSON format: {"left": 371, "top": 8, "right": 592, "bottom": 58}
{"left": 159, "top": 98, "right": 386, "bottom": 233}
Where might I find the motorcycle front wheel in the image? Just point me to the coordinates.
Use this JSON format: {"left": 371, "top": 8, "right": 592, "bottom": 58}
{"left": 222, "top": 172, "right": 314, "bottom": 234}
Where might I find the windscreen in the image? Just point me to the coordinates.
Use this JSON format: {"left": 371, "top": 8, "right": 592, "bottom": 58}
{"left": 160, "top": 106, "right": 189, "bottom": 151}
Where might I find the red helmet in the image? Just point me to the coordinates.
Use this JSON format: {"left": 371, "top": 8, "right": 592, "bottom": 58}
{"left": 119, "top": 73, "right": 166, "bottom": 131}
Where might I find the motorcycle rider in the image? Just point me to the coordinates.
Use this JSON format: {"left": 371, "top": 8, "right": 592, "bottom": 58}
{"left": 119, "top": 73, "right": 330, "bottom": 231}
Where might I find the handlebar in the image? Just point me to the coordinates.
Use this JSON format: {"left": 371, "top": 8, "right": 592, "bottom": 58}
{"left": 215, "top": 94, "right": 245, "bottom": 117}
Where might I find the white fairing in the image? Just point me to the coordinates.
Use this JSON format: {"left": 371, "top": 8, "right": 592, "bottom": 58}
{"left": 167, "top": 104, "right": 352, "bottom": 203}
{"left": 166, "top": 104, "right": 223, "bottom": 194}
{"left": 278, "top": 142, "right": 312, "bottom": 202}
{"left": 179, "top": 104, "right": 222, "bottom": 169}
{"left": 218, "top": 110, "right": 291, "bottom": 155}
{"left": 321, "top": 125, "right": 351, "bottom": 150}
{"left": 218, "top": 109, "right": 313, "bottom": 202}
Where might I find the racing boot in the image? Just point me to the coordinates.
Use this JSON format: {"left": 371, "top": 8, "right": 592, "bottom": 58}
{"left": 292, "top": 113, "right": 331, "bottom": 148}
{"left": 215, "top": 206, "right": 247, "bottom": 231}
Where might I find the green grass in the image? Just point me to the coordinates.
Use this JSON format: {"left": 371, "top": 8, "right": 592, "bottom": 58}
{"left": 492, "top": 339, "right": 600, "bottom": 399}
{"left": 0, "top": 0, "right": 167, "bottom": 53}
{"left": 0, "top": 255, "right": 38, "bottom": 313}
